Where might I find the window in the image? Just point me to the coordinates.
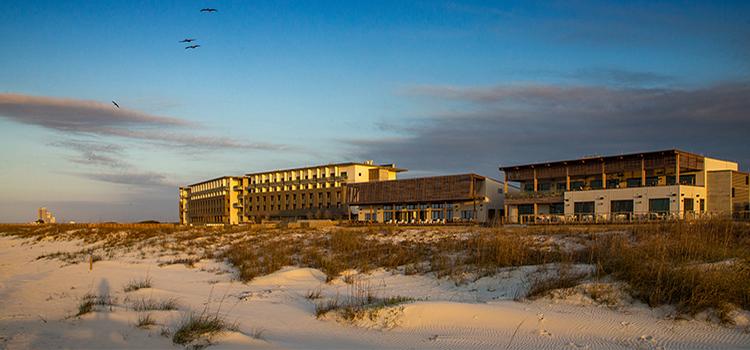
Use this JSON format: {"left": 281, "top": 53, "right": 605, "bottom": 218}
{"left": 340, "top": 172, "right": 347, "bottom": 179}
{"left": 518, "top": 204, "right": 534, "bottom": 215}
{"left": 606, "top": 179, "right": 620, "bottom": 189}
{"left": 646, "top": 176, "right": 659, "bottom": 186}
{"left": 732, "top": 187, "right": 736, "bottom": 198}
{"left": 574, "top": 201, "right": 595, "bottom": 214}
{"left": 611, "top": 200, "right": 634, "bottom": 213}
{"left": 384, "top": 212, "right": 393, "bottom": 221}
{"left": 590, "top": 180, "right": 603, "bottom": 189}
{"left": 649, "top": 198, "right": 670, "bottom": 213}
{"left": 556, "top": 182, "right": 567, "bottom": 191}
{"left": 550, "top": 203, "right": 564, "bottom": 214}
{"left": 461, "top": 210, "right": 474, "bottom": 220}
{"left": 432, "top": 211, "right": 444, "bottom": 220}
{"left": 570, "top": 181, "right": 585, "bottom": 191}
{"left": 523, "top": 183, "right": 534, "bottom": 192}
{"left": 538, "top": 182, "right": 551, "bottom": 191}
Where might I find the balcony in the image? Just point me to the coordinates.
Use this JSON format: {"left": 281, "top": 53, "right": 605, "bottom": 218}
{"left": 505, "top": 191, "right": 564, "bottom": 204}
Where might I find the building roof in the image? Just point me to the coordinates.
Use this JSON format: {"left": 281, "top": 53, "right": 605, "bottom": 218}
{"left": 244, "top": 162, "right": 406, "bottom": 176}
{"left": 187, "top": 175, "right": 242, "bottom": 187}
{"left": 499, "top": 149, "right": 711, "bottom": 171}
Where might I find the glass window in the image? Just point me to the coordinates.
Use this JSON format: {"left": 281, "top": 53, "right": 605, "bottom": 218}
{"left": 518, "top": 204, "right": 534, "bottom": 215}
{"left": 646, "top": 176, "right": 659, "bottom": 186}
{"left": 556, "top": 182, "right": 567, "bottom": 191}
{"left": 649, "top": 198, "right": 670, "bottom": 213}
{"left": 574, "top": 201, "right": 595, "bottom": 214}
{"left": 538, "top": 182, "right": 551, "bottom": 191}
{"left": 550, "top": 203, "right": 564, "bottom": 214}
{"left": 590, "top": 180, "right": 603, "bottom": 189}
{"left": 570, "top": 181, "right": 585, "bottom": 191}
{"left": 626, "top": 178, "right": 642, "bottom": 188}
{"left": 611, "top": 200, "right": 634, "bottom": 213}
{"left": 606, "top": 179, "right": 620, "bottom": 189}
{"left": 680, "top": 175, "right": 696, "bottom": 186}
{"left": 523, "top": 182, "right": 534, "bottom": 192}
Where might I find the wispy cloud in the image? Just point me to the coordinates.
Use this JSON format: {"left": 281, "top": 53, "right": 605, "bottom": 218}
{"left": 0, "top": 93, "right": 287, "bottom": 151}
{"left": 79, "top": 171, "right": 175, "bottom": 188}
{"left": 49, "top": 139, "right": 126, "bottom": 168}
{"left": 351, "top": 81, "right": 750, "bottom": 176}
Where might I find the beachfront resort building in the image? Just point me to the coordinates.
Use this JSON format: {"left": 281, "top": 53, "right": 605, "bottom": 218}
{"left": 347, "top": 174, "right": 506, "bottom": 224}
{"left": 244, "top": 161, "right": 405, "bottom": 221}
{"left": 182, "top": 176, "right": 246, "bottom": 225}
{"left": 500, "top": 149, "right": 749, "bottom": 223}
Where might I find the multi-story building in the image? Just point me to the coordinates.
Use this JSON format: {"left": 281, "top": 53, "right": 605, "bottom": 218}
{"left": 347, "top": 174, "right": 505, "bottom": 224}
{"left": 178, "top": 187, "right": 190, "bottom": 225}
{"left": 500, "top": 149, "right": 748, "bottom": 223}
{"left": 244, "top": 161, "right": 404, "bottom": 221}
{"left": 184, "top": 176, "right": 245, "bottom": 225}
{"left": 37, "top": 207, "right": 56, "bottom": 224}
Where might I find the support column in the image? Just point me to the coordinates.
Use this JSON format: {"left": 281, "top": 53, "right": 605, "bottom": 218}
{"left": 641, "top": 157, "right": 646, "bottom": 187}
{"left": 565, "top": 165, "right": 570, "bottom": 191}
{"left": 533, "top": 203, "right": 538, "bottom": 224}
{"left": 675, "top": 153, "right": 681, "bottom": 218}
{"left": 602, "top": 162, "right": 607, "bottom": 189}
{"left": 533, "top": 168, "right": 538, "bottom": 192}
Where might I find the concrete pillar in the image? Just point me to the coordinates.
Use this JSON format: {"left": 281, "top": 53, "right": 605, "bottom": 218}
{"left": 565, "top": 165, "right": 571, "bottom": 191}
{"left": 641, "top": 157, "right": 646, "bottom": 187}
{"left": 602, "top": 162, "right": 607, "bottom": 189}
{"left": 533, "top": 168, "right": 538, "bottom": 192}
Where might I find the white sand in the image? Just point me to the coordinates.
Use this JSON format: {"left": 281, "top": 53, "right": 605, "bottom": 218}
{"left": 1, "top": 236, "right": 748, "bottom": 349}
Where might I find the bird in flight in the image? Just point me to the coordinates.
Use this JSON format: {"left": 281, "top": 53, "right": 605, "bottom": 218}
{"left": 200, "top": 8, "right": 218, "bottom": 12}
{"left": 111, "top": 101, "right": 120, "bottom": 108}
{"left": 185, "top": 45, "right": 201, "bottom": 49}
{"left": 179, "top": 38, "right": 196, "bottom": 43}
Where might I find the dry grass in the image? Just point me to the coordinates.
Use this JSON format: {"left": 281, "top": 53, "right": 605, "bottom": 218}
{"left": 314, "top": 278, "right": 413, "bottom": 322}
{"left": 129, "top": 297, "right": 180, "bottom": 311}
{"left": 5, "top": 220, "right": 749, "bottom": 321}
{"left": 75, "top": 292, "right": 117, "bottom": 317}
{"left": 135, "top": 313, "right": 157, "bottom": 329}
{"left": 171, "top": 311, "right": 237, "bottom": 346}
{"left": 123, "top": 276, "right": 152, "bottom": 292}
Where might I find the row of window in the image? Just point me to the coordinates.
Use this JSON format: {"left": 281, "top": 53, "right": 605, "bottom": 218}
{"left": 250, "top": 171, "right": 348, "bottom": 184}
{"left": 517, "top": 198, "right": 705, "bottom": 215}
{"left": 248, "top": 182, "right": 342, "bottom": 193}
{"left": 249, "top": 202, "right": 343, "bottom": 212}
{"left": 247, "top": 191, "right": 342, "bottom": 204}
{"left": 523, "top": 175, "right": 697, "bottom": 192}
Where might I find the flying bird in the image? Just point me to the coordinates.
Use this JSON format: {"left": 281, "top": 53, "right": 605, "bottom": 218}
{"left": 179, "top": 38, "right": 196, "bottom": 43}
{"left": 111, "top": 101, "right": 120, "bottom": 108}
{"left": 200, "top": 8, "right": 218, "bottom": 12}
{"left": 185, "top": 45, "right": 201, "bottom": 49}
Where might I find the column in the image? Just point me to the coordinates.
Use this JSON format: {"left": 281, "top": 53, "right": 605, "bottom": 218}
{"left": 641, "top": 157, "right": 646, "bottom": 187}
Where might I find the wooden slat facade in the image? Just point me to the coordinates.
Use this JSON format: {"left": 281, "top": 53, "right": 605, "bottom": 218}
{"left": 502, "top": 149, "right": 705, "bottom": 181}
{"left": 348, "top": 174, "right": 483, "bottom": 205}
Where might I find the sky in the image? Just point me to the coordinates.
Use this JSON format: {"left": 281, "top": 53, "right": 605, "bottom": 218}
{"left": 1, "top": 0, "right": 749, "bottom": 223}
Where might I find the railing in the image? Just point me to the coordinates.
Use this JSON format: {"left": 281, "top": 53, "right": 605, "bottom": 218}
{"left": 514, "top": 210, "right": 713, "bottom": 224}
{"left": 506, "top": 191, "right": 565, "bottom": 199}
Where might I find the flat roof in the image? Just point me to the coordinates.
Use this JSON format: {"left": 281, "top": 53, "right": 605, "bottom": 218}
{"left": 499, "top": 149, "right": 713, "bottom": 171}
{"left": 187, "top": 175, "right": 241, "bottom": 187}
{"left": 245, "top": 162, "right": 407, "bottom": 176}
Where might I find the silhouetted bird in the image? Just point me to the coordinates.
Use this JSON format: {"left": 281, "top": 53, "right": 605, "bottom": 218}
{"left": 179, "top": 38, "right": 196, "bottom": 43}
{"left": 111, "top": 101, "right": 120, "bottom": 108}
{"left": 200, "top": 8, "right": 218, "bottom": 12}
{"left": 185, "top": 45, "right": 201, "bottom": 49}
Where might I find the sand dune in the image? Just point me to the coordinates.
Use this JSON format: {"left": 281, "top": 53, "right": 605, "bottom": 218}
{"left": 1, "top": 236, "right": 748, "bottom": 349}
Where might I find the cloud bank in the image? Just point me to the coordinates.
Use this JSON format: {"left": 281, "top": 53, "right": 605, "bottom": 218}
{"left": 350, "top": 81, "right": 750, "bottom": 177}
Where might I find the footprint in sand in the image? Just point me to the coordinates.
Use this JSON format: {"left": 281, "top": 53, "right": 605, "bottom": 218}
{"left": 538, "top": 329, "right": 553, "bottom": 337}
{"left": 427, "top": 334, "right": 439, "bottom": 341}
{"left": 567, "top": 342, "right": 589, "bottom": 348}
{"left": 620, "top": 321, "right": 631, "bottom": 327}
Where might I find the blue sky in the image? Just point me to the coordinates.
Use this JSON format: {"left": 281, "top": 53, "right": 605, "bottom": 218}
{"left": 1, "top": 0, "right": 749, "bottom": 222}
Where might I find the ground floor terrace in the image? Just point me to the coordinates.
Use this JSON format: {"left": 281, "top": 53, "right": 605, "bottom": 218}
{"left": 353, "top": 201, "right": 502, "bottom": 224}
{"left": 505, "top": 185, "right": 715, "bottom": 224}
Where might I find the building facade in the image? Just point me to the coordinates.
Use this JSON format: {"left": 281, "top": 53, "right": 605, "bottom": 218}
{"left": 183, "top": 176, "right": 245, "bottom": 225}
{"left": 501, "top": 149, "right": 747, "bottom": 223}
{"left": 37, "top": 207, "right": 56, "bottom": 224}
{"left": 347, "top": 174, "right": 505, "bottom": 224}
{"left": 244, "top": 161, "right": 404, "bottom": 222}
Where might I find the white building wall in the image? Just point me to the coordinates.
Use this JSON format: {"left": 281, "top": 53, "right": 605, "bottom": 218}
{"left": 564, "top": 185, "right": 707, "bottom": 218}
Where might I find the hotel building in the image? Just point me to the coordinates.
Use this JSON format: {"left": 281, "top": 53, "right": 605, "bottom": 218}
{"left": 182, "top": 176, "right": 246, "bottom": 225}
{"left": 243, "top": 161, "right": 405, "bottom": 222}
{"left": 347, "top": 174, "right": 505, "bottom": 224}
{"left": 500, "top": 149, "right": 749, "bottom": 223}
